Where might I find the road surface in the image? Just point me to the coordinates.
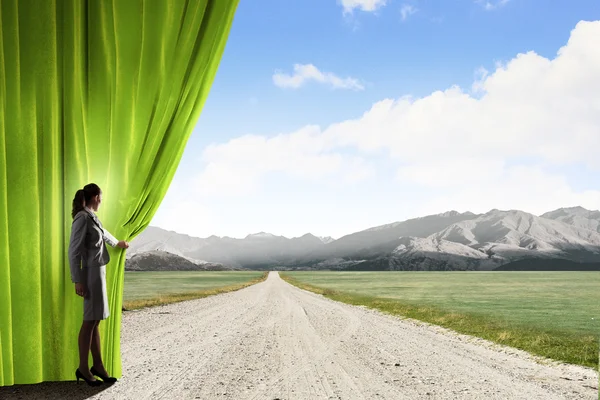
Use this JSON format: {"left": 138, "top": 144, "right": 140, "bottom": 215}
{"left": 2, "top": 271, "right": 597, "bottom": 399}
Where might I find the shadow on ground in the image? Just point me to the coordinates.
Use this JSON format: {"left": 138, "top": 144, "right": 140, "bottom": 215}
{"left": 0, "top": 380, "right": 114, "bottom": 399}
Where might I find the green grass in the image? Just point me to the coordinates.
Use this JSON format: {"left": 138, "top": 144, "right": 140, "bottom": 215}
{"left": 280, "top": 271, "right": 600, "bottom": 369}
{"left": 123, "top": 271, "right": 267, "bottom": 310}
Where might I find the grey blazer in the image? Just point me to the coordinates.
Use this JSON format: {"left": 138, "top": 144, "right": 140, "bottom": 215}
{"left": 68, "top": 207, "right": 119, "bottom": 283}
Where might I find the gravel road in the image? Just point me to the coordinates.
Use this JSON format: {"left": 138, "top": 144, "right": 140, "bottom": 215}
{"left": 2, "top": 271, "right": 597, "bottom": 399}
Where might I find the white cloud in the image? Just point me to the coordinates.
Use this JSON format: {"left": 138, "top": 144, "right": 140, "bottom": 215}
{"left": 148, "top": 180, "right": 221, "bottom": 238}
{"left": 396, "top": 158, "right": 506, "bottom": 188}
{"left": 477, "top": 0, "right": 510, "bottom": 11}
{"left": 195, "top": 126, "right": 374, "bottom": 196}
{"left": 471, "top": 66, "right": 489, "bottom": 93}
{"left": 400, "top": 4, "right": 418, "bottom": 21}
{"left": 156, "top": 21, "right": 600, "bottom": 238}
{"left": 340, "top": 0, "right": 387, "bottom": 14}
{"left": 416, "top": 165, "right": 600, "bottom": 218}
{"left": 321, "top": 21, "right": 600, "bottom": 169}
{"left": 273, "top": 64, "right": 364, "bottom": 90}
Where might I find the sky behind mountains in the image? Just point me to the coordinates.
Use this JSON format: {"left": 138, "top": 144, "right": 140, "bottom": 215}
{"left": 150, "top": 1, "right": 600, "bottom": 239}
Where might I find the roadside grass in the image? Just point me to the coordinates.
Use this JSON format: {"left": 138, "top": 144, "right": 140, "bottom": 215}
{"left": 123, "top": 271, "right": 268, "bottom": 311}
{"left": 279, "top": 272, "right": 599, "bottom": 369}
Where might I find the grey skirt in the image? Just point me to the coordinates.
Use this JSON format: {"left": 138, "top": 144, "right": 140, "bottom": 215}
{"left": 81, "top": 265, "right": 110, "bottom": 321}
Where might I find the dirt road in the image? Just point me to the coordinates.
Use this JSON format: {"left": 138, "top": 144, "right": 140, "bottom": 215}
{"left": 3, "top": 271, "right": 597, "bottom": 399}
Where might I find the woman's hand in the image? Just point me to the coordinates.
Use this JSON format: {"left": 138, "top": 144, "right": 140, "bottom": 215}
{"left": 117, "top": 240, "right": 129, "bottom": 249}
{"left": 75, "top": 282, "right": 87, "bottom": 298}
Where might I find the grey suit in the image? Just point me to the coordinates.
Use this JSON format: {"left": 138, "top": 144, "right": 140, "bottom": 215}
{"left": 68, "top": 207, "right": 119, "bottom": 320}
{"left": 68, "top": 208, "right": 118, "bottom": 282}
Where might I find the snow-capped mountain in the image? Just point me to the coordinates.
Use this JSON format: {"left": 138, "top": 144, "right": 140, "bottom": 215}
{"left": 245, "top": 232, "right": 283, "bottom": 240}
{"left": 126, "top": 226, "right": 208, "bottom": 258}
{"left": 128, "top": 207, "right": 600, "bottom": 271}
{"left": 432, "top": 209, "right": 600, "bottom": 255}
{"left": 374, "top": 209, "right": 600, "bottom": 270}
{"left": 319, "top": 210, "right": 478, "bottom": 259}
{"left": 318, "top": 236, "right": 335, "bottom": 244}
{"left": 541, "top": 206, "right": 600, "bottom": 233}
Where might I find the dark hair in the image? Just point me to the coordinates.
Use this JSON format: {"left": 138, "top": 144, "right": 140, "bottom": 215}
{"left": 71, "top": 183, "right": 102, "bottom": 219}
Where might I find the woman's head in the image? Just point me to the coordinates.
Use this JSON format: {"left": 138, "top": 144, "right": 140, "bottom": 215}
{"left": 71, "top": 183, "right": 102, "bottom": 218}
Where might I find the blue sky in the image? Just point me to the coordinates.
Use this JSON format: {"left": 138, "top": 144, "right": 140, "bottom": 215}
{"left": 190, "top": 0, "right": 599, "bottom": 141}
{"left": 151, "top": 0, "right": 600, "bottom": 239}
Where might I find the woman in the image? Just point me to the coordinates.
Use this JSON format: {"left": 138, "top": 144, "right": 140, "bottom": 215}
{"left": 68, "top": 183, "right": 129, "bottom": 386}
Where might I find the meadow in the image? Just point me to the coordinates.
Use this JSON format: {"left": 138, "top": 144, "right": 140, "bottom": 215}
{"left": 280, "top": 271, "right": 600, "bottom": 368}
{"left": 123, "top": 271, "right": 267, "bottom": 310}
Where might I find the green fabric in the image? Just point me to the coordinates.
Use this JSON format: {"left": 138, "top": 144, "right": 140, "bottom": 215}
{"left": 0, "top": 0, "right": 238, "bottom": 386}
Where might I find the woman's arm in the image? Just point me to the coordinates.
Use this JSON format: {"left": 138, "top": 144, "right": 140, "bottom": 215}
{"left": 102, "top": 228, "right": 119, "bottom": 247}
{"left": 103, "top": 228, "right": 129, "bottom": 249}
{"left": 68, "top": 213, "right": 88, "bottom": 283}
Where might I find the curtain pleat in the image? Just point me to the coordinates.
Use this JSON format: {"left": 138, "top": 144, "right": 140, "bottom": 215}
{"left": 0, "top": 0, "right": 238, "bottom": 385}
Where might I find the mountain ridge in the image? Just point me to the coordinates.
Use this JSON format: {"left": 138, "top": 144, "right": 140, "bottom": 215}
{"left": 130, "top": 207, "right": 600, "bottom": 271}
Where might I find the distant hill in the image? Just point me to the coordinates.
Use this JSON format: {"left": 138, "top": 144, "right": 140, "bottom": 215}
{"left": 125, "top": 251, "right": 239, "bottom": 271}
{"left": 127, "top": 228, "right": 333, "bottom": 268}
{"left": 128, "top": 207, "right": 600, "bottom": 271}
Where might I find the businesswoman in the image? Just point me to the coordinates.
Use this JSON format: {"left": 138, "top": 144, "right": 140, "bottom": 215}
{"left": 68, "top": 183, "right": 129, "bottom": 386}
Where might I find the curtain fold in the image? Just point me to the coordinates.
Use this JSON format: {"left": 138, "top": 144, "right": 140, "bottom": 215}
{"left": 0, "top": 0, "right": 238, "bottom": 385}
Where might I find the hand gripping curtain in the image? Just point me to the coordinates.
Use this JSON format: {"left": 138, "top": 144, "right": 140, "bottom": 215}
{"left": 0, "top": 0, "right": 239, "bottom": 385}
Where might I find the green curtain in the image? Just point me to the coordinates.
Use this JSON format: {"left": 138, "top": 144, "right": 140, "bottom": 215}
{"left": 0, "top": 0, "right": 238, "bottom": 386}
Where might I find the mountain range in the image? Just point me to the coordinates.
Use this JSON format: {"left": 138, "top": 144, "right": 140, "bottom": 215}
{"left": 126, "top": 206, "right": 600, "bottom": 271}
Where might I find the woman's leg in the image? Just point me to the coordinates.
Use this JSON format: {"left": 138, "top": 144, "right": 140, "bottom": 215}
{"left": 91, "top": 320, "right": 110, "bottom": 375}
{"left": 78, "top": 320, "right": 98, "bottom": 379}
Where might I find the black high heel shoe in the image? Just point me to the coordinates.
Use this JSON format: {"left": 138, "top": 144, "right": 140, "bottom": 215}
{"left": 75, "top": 369, "right": 103, "bottom": 386}
{"left": 90, "top": 366, "right": 118, "bottom": 383}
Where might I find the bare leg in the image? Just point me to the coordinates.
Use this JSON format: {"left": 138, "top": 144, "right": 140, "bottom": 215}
{"left": 78, "top": 320, "right": 98, "bottom": 380}
{"left": 91, "top": 321, "right": 110, "bottom": 375}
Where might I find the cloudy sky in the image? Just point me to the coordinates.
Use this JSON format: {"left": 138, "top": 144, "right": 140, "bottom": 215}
{"left": 150, "top": 0, "right": 600, "bottom": 239}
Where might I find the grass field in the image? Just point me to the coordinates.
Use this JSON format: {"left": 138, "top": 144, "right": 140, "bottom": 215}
{"left": 123, "top": 271, "right": 267, "bottom": 310}
{"left": 280, "top": 271, "right": 600, "bottom": 368}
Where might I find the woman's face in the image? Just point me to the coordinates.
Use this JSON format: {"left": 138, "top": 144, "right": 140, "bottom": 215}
{"left": 91, "top": 192, "right": 102, "bottom": 211}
